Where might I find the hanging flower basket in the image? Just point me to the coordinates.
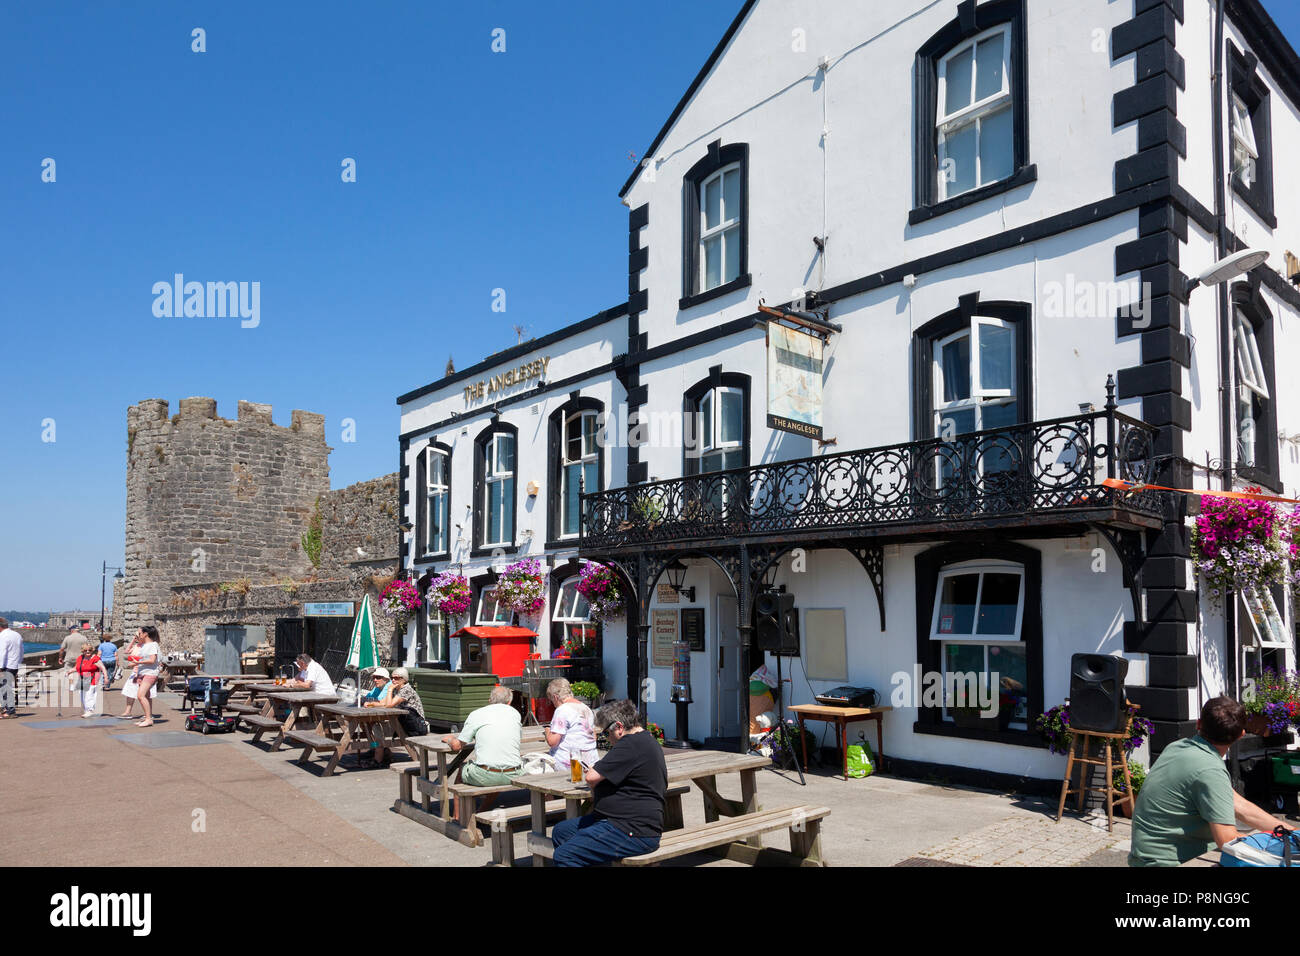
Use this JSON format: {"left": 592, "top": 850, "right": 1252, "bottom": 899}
{"left": 1192, "top": 491, "right": 1291, "bottom": 609}
{"left": 428, "top": 572, "right": 471, "bottom": 619}
{"left": 575, "top": 561, "right": 625, "bottom": 624}
{"left": 379, "top": 578, "right": 421, "bottom": 626}
{"left": 496, "top": 558, "right": 547, "bottom": 616}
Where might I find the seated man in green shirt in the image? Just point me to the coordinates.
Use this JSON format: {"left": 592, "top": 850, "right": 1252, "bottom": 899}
{"left": 443, "top": 684, "right": 523, "bottom": 817}
{"left": 1129, "top": 696, "right": 1293, "bottom": 866}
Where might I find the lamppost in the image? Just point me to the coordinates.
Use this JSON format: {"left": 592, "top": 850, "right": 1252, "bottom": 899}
{"left": 100, "top": 562, "right": 125, "bottom": 635}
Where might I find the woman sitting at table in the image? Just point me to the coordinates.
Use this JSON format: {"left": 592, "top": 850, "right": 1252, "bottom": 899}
{"left": 362, "top": 667, "right": 428, "bottom": 766}
{"left": 362, "top": 667, "right": 391, "bottom": 703}
{"left": 545, "top": 678, "right": 598, "bottom": 773}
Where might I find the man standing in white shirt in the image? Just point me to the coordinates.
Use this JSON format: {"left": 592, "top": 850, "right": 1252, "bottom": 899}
{"left": 0, "top": 618, "right": 24, "bottom": 718}
{"left": 289, "top": 653, "right": 335, "bottom": 695}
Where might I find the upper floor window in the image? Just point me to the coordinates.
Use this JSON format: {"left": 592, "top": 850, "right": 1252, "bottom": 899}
{"left": 937, "top": 25, "right": 1013, "bottom": 200}
{"left": 699, "top": 386, "right": 745, "bottom": 473}
{"left": 1233, "top": 301, "right": 1274, "bottom": 481}
{"left": 548, "top": 397, "right": 604, "bottom": 544}
{"left": 1231, "top": 94, "right": 1259, "bottom": 189}
{"left": 484, "top": 433, "right": 515, "bottom": 546}
{"left": 425, "top": 446, "right": 450, "bottom": 556}
{"left": 933, "top": 317, "right": 1017, "bottom": 438}
{"left": 473, "top": 422, "right": 518, "bottom": 554}
{"left": 914, "top": 296, "right": 1029, "bottom": 442}
{"left": 684, "top": 371, "right": 750, "bottom": 477}
{"left": 681, "top": 142, "right": 750, "bottom": 309}
{"left": 1228, "top": 43, "right": 1275, "bottom": 227}
{"left": 912, "top": 0, "right": 1030, "bottom": 223}
{"left": 699, "top": 164, "right": 742, "bottom": 291}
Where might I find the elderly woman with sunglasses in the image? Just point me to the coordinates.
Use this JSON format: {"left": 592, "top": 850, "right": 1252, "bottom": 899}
{"left": 361, "top": 667, "right": 428, "bottom": 766}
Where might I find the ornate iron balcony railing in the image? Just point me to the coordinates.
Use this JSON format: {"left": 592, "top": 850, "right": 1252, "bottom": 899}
{"left": 580, "top": 406, "right": 1162, "bottom": 552}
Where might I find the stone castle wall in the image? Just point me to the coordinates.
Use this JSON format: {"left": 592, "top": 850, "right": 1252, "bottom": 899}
{"left": 121, "top": 398, "right": 330, "bottom": 636}
{"left": 318, "top": 473, "right": 401, "bottom": 575}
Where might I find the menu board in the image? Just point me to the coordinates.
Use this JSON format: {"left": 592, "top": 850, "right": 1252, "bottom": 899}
{"left": 652, "top": 609, "right": 678, "bottom": 667}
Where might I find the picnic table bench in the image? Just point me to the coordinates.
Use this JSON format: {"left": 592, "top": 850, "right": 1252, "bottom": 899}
{"left": 393, "top": 734, "right": 552, "bottom": 847}
{"left": 289, "top": 704, "right": 417, "bottom": 776}
{"left": 517, "top": 749, "right": 828, "bottom": 867}
{"left": 266, "top": 691, "right": 341, "bottom": 751}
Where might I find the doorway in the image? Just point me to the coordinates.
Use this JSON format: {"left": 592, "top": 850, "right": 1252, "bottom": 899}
{"left": 714, "top": 595, "right": 742, "bottom": 738}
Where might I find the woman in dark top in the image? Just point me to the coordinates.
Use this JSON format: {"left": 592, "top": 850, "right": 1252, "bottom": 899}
{"left": 551, "top": 698, "right": 667, "bottom": 866}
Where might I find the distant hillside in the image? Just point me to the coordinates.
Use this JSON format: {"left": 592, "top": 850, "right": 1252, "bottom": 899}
{"left": 0, "top": 611, "right": 50, "bottom": 624}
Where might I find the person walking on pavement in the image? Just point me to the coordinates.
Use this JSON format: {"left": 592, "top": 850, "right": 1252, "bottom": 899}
{"left": 0, "top": 619, "right": 23, "bottom": 718}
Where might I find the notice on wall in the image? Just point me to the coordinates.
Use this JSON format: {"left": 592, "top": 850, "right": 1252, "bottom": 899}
{"left": 767, "top": 323, "right": 823, "bottom": 439}
{"left": 656, "top": 583, "right": 679, "bottom": 604}
{"left": 652, "top": 609, "right": 678, "bottom": 668}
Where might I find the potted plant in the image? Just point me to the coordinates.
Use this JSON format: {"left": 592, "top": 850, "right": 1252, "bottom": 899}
{"left": 1034, "top": 701, "right": 1153, "bottom": 757}
{"left": 645, "top": 721, "right": 666, "bottom": 745}
{"left": 1113, "top": 760, "right": 1147, "bottom": 817}
{"left": 1243, "top": 668, "right": 1300, "bottom": 737}
{"left": 571, "top": 680, "right": 601, "bottom": 709}
{"left": 757, "top": 719, "right": 813, "bottom": 765}
{"left": 496, "top": 558, "right": 547, "bottom": 619}
{"left": 1192, "top": 491, "right": 1290, "bottom": 609}
{"left": 575, "top": 562, "right": 624, "bottom": 624}
{"left": 378, "top": 578, "right": 421, "bottom": 629}
{"left": 427, "top": 571, "right": 472, "bottom": 626}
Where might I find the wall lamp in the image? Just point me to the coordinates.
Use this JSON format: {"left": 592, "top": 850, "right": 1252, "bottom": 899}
{"left": 1183, "top": 248, "right": 1269, "bottom": 296}
{"left": 664, "top": 559, "right": 696, "bottom": 603}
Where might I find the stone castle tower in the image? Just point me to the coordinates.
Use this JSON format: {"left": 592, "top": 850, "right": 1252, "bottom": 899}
{"left": 120, "top": 398, "right": 330, "bottom": 636}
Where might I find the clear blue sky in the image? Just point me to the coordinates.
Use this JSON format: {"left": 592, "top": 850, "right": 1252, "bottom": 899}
{"left": 2, "top": 2, "right": 1297, "bottom": 611}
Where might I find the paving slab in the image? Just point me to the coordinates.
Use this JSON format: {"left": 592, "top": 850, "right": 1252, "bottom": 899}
{"left": 110, "top": 731, "right": 218, "bottom": 749}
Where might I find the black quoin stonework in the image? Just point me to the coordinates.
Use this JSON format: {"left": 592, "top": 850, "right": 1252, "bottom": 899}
{"left": 1112, "top": 0, "right": 1196, "bottom": 757}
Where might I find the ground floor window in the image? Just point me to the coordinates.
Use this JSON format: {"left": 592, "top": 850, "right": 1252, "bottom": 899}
{"left": 930, "top": 559, "right": 1029, "bottom": 728}
{"left": 551, "top": 575, "right": 598, "bottom": 656}
{"left": 424, "top": 608, "right": 448, "bottom": 664}
{"left": 476, "top": 585, "right": 511, "bottom": 626}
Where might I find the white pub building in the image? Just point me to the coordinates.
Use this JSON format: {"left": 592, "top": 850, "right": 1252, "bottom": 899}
{"left": 397, "top": 0, "right": 1300, "bottom": 788}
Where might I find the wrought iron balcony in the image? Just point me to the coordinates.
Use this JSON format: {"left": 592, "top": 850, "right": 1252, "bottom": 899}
{"left": 580, "top": 405, "right": 1163, "bottom": 554}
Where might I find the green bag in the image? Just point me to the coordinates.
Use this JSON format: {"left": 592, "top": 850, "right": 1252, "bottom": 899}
{"left": 846, "top": 739, "right": 874, "bottom": 778}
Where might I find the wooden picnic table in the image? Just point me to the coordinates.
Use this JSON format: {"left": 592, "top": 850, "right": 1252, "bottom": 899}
{"left": 787, "top": 703, "right": 892, "bottom": 780}
{"left": 293, "top": 703, "right": 418, "bottom": 776}
{"left": 394, "top": 732, "right": 551, "bottom": 847}
{"left": 515, "top": 748, "right": 771, "bottom": 867}
{"left": 263, "top": 691, "right": 340, "bottom": 750}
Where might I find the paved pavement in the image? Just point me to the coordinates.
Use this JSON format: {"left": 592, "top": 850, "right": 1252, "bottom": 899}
{"left": 0, "top": 687, "right": 1151, "bottom": 867}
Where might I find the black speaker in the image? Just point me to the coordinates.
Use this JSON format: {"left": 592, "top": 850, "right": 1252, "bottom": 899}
{"left": 756, "top": 589, "right": 798, "bottom": 653}
{"left": 1068, "top": 653, "right": 1129, "bottom": 732}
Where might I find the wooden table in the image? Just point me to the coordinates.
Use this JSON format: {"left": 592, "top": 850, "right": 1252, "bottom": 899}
{"left": 302, "top": 704, "right": 418, "bottom": 776}
{"left": 787, "top": 704, "right": 892, "bottom": 780}
{"left": 394, "top": 732, "right": 551, "bottom": 847}
{"left": 264, "top": 691, "right": 339, "bottom": 750}
{"left": 515, "top": 749, "right": 770, "bottom": 867}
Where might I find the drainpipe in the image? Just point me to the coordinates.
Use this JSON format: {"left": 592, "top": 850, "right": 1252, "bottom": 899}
{"left": 1211, "top": 0, "right": 1238, "bottom": 702}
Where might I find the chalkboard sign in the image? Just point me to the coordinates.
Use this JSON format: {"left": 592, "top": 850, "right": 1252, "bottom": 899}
{"left": 681, "top": 607, "right": 705, "bottom": 652}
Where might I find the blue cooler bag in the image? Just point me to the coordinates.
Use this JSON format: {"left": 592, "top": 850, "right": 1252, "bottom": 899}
{"left": 1221, "top": 827, "right": 1300, "bottom": 867}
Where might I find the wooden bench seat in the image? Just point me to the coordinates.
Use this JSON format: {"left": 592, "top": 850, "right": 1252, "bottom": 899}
{"left": 238, "top": 713, "right": 284, "bottom": 744}
{"left": 477, "top": 785, "right": 691, "bottom": 866}
{"left": 616, "top": 805, "right": 830, "bottom": 867}
{"left": 282, "top": 730, "right": 340, "bottom": 764}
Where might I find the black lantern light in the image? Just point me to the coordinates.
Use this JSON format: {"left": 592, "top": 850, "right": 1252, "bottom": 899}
{"left": 664, "top": 559, "right": 696, "bottom": 603}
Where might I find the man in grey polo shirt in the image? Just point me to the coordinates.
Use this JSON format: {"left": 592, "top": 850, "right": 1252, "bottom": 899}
{"left": 1129, "top": 696, "right": 1293, "bottom": 866}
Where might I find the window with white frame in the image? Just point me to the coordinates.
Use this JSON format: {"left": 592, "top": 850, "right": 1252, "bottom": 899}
{"left": 424, "top": 607, "right": 448, "bottom": 663}
{"left": 561, "top": 411, "right": 599, "bottom": 538}
{"left": 425, "top": 447, "right": 449, "bottom": 555}
{"left": 552, "top": 577, "right": 596, "bottom": 650}
{"left": 699, "top": 386, "right": 744, "bottom": 473}
{"left": 483, "top": 432, "right": 515, "bottom": 547}
{"left": 476, "top": 586, "right": 512, "bottom": 626}
{"left": 936, "top": 25, "right": 1013, "bottom": 200}
{"left": 932, "top": 318, "right": 1018, "bottom": 479}
{"left": 1231, "top": 93, "right": 1258, "bottom": 189}
{"left": 1235, "top": 313, "right": 1269, "bottom": 468}
{"left": 699, "top": 163, "right": 742, "bottom": 292}
{"left": 930, "top": 561, "right": 1028, "bottom": 725}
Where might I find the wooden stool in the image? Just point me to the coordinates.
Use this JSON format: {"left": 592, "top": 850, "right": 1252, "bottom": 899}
{"left": 1055, "top": 728, "right": 1133, "bottom": 833}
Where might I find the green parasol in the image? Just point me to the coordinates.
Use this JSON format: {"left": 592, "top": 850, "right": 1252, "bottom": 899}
{"left": 346, "top": 594, "right": 378, "bottom": 672}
